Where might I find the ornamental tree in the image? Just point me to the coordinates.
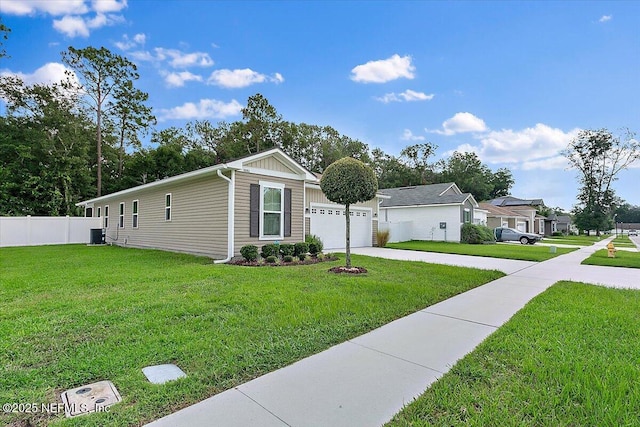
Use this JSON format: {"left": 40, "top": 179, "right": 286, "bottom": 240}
{"left": 320, "top": 157, "right": 378, "bottom": 268}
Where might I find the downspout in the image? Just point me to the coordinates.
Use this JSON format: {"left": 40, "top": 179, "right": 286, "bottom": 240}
{"left": 214, "top": 168, "right": 235, "bottom": 264}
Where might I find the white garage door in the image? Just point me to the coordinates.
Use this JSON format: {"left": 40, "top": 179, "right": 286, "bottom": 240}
{"left": 310, "top": 205, "right": 372, "bottom": 250}
{"left": 516, "top": 221, "right": 526, "bottom": 232}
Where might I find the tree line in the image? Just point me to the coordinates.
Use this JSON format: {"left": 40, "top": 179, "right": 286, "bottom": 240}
{"left": 0, "top": 42, "right": 516, "bottom": 217}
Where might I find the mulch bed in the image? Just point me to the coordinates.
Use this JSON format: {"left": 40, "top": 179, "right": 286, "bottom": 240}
{"left": 328, "top": 266, "right": 368, "bottom": 274}
{"left": 229, "top": 255, "right": 339, "bottom": 267}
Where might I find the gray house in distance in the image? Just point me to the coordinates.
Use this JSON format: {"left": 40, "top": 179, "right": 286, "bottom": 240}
{"left": 378, "top": 183, "right": 478, "bottom": 242}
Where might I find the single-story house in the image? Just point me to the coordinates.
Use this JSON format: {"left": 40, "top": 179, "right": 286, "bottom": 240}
{"left": 488, "top": 196, "right": 546, "bottom": 234}
{"left": 479, "top": 203, "right": 529, "bottom": 231}
{"left": 76, "top": 148, "right": 382, "bottom": 260}
{"left": 378, "top": 183, "right": 478, "bottom": 243}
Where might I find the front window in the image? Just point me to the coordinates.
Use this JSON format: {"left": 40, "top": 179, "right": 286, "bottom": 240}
{"left": 104, "top": 205, "right": 109, "bottom": 228}
{"left": 463, "top": 208, "right": 471, "bottom": 223}
{"left": 261, "top": 182, "right": 283, "bottom": 238}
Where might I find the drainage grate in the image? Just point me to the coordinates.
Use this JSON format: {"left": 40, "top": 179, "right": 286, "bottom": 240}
{"left": 60, "top": 380, "right": 122, "bottom": 417}
{"left": 142, "top": 364, "right": 187, "bottom": 384}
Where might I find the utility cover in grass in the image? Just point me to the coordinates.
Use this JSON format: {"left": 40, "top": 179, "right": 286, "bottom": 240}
{"left": 60, "top": 380, "right": 122, "bottom": 417}
{"left": 142, "top": 364, "right": 187, "bottom": 384}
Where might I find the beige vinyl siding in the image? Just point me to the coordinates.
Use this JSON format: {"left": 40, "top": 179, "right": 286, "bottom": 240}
{"left": 372, "top": 219, "right": 379, "bottom": 246}
{"left": 97, "top": 175, "right": 228, "bottom": 258}
{"left": 245, "top": 157, "right": 299, "bottom": 174}
{"left": 234, "top": 171, "right": 304, "bottom": 255}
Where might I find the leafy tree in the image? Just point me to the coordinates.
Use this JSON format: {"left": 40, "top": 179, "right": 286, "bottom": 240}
{"left": 0, "top": 77, "right": 94, "bottom": 215}
{"left": 563, "top": 128, "right": 640, "bottom": 235}
{"left": 320, "top": 157, "right": 378, "bottom": 268}
{"left": 438, "top": 151, "right": 514, "bottom": 201}
{"left": 0, "top": 19, "right": 10, "bottom": 58}
{"left": 62, "top": 46, "right": 140, "bottom": 196}
{"left": 400, "top": 143, "right": 438, "bottom": 184}
{"left": 107, "top": 80, "right": 156, "bottom": 178}
{"left": 489, "top": 168, "right": 515, "bottom": 199}
{"left": 370, "top": 148, "right": 421, "bottom": 188}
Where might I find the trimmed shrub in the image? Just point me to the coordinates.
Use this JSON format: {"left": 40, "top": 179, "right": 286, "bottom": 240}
{"left": 240, "top": 245, "right": 258, "bottom": 262}
{"left": 261, "top": 244, "right": 279, "bottom": 259}
{"left": 279, "top": 243, "right": 295, "bottom": 257}
{"left": 294, "top": 242, "right": 309, "bottom": 261}
{"left": 377, "top": 229, "right": 390, "bottom": 247}
{"left": 461, "top": 223, "right": 496, "bottom": 244}
{"left": 305, "top": 234, "right": 324, "bottom": 253}
{"left": 283, "top": 255, "right": 294, "bottom": 263}
{"left": 308, "top": 242, "right": 320, "bottom": 257}
{"left": 552, "top": 231, "right": 563, "bottom": 236}
{"left": 265, "top": 255, "right": 278, "bottom": 264}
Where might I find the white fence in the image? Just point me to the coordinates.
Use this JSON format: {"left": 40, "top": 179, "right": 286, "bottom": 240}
{"left": 378, "top": 221, "right": 414, "bottom": 243}
{"left": 0, "top": 216, "right": 102, "bottom": 247}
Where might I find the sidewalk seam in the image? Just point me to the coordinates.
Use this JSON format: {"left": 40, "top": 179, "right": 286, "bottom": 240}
{"left": 235, "top": 388, "right": 293, "bottom": 427}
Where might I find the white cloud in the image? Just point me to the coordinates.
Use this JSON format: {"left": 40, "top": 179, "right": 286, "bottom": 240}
{"left": 521, "top": 156, "right": 570, "bottom": 171}
{"left": 91, "top": 0, "right": 127, "bottom": 14}
{"left": 447, "top": 123, "right": 580, "bottom": 171}
{"left": 1, "top": 62, "right": 79, "bottom": 86}
{"left": 376, "top": 89, "right": 434, "bottom": 103}
{"left": 599, "top": 15, "right": 612, "bottom": 23}
{"left": 2, "top": 0, "right": 127, "bottom": 37}
{"left": 155, "top": 48, "right": 213, "bottom": 68}
{"left": 115, "top": 33, "right": 146, "bottom": 51}
{"left": 0, "top": 0, "right": 89, "bottom": 16}
{"left": 132, "top": 48, "right": 214, "bottom": 68}
{"left": 53, "top": 15, "right": 90, "bottom": 37}
{"left": 160, "top": 99, "right": 243, "bottom": 121}
{"left": 163, "top": 71, "right": 203, "bottom": 88}
{"left": 207, "top": 68, "right": 284, "bottom": 88}
{"left": 401, "top": 129, "right": 425, "bottom": 141}
{"left": 351, "top": 54, "right": 415, "bottom": 83}
{"left": 427, "top": 112, "right": 487, "bottom": 135}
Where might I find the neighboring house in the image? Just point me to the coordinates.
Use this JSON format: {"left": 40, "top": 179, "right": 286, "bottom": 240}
{"left": 488, "top": 196, "right": 546, "bottom": 234}
{"left": 76, "top": 149, "right": 382, "bottom": 259}
{"left": 378, "top": 183, "right": 478, "bottom": 243}
{"left": 555, "top": 215, "right": 573, "bottom": 235}
{"left": 480, "top": 203, "right": 529, "bottom": 231}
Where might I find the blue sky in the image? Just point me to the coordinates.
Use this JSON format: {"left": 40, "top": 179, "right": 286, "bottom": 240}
{"left": 1, "top": 0, "right": 639, "bottom": 210}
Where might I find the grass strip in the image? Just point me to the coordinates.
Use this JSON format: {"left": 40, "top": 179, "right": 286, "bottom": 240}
{"left": 0, "top": 244, "right": 502, "bottom": 427}
{"left": 387, "top": 281, "right": 640, "bottom": 426}
{"left": 386, "top": 240, "right": 576, "bottom": 261}
{"left": 581, "top": 248, "right": 640, "bottom": 268}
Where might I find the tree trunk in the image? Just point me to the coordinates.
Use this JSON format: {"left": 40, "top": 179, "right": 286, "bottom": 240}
{"left": 345, "top": 203, "right": 351, "bottom": 268}
{"left": 96, "top": 99, "right": 102, "bottom": 197}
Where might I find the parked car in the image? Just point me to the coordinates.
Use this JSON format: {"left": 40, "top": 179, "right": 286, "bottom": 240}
{"left": 629, "top": 229, "right": 638, "bottom": 236}
{"left": 494, "top": 227, "right": 542, "bottom": 245}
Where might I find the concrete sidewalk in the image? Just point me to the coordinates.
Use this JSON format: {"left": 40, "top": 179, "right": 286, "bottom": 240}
{"left": 147, "top": 237, "right": 638, "bottom": 427}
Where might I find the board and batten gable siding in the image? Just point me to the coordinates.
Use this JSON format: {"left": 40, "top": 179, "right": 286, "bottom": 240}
{"left": 95, "top": 175, "right": 229, "bottom": 258}
{"left": 244, "top": 157, "right": 300, "bottom": 174}
{"left": 234, "top": 171, "right": 304, "bottom": 256}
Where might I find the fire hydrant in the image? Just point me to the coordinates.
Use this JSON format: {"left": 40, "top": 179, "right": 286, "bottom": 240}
{"left": 607, "top": 242, "right": 616, "bottom": 258}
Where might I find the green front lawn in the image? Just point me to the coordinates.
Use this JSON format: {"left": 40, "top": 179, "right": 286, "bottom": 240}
{"left": 386, "top": 240, "right": 577, "bottom": 261}
{"left": 612, "top": 234, "right": 637, "bottom": 248}
{"left": 542, "top": 235, "right": 601, "bottom": 246}
{"left": 582, "top": 248, "right": 640, "bottom": 268}
{"left": 0, "top": 245, "right": 503, "bottom": 427}
{"left": 388, "top": 281, "right": 640, "bottom": 426}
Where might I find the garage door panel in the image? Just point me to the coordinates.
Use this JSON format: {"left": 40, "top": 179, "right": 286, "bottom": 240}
{"left": 310, "top": 205, "right": 371, "bottom": 250}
